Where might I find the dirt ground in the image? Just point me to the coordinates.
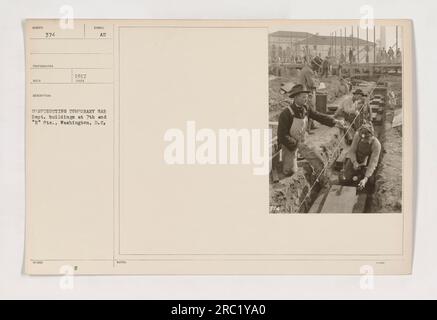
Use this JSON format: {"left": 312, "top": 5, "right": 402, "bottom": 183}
{"left": 369, "top": 76, "right": 403, "bottom": 213}
{"left": 269, "top": 75, "right": 298, "bottom": 120}
{"left": 369, "top": 108, "right": 403, "bottom": 213}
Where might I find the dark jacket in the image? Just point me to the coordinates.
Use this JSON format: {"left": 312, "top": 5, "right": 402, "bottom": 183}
{"left": 277, "top": 102, "right": 336, "bottom": 151}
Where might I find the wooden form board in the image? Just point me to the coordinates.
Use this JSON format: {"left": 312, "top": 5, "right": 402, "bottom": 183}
{"left": 309, "top": 185, "right": 367, "bottom": 213}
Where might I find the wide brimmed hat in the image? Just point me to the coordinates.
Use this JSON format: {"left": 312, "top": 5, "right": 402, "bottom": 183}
{"left": 288, "top": 84, "right": 310, "bottom": 98}
{"left": 352, "top": 88, "right": 367, "bottom": 96}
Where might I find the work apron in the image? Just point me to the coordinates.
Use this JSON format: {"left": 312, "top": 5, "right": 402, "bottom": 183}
{"left": 282, "top": 106, "right": 308, "bottom": 176}
{"left": 288, "top": 105, "right": 308, "bottom": 143}
{"left": 281, "top": 106, "right": 328, "bottom": 182}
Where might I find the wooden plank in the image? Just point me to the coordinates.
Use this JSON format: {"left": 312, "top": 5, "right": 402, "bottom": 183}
{"left": 308, "top": 186, "right": 331, "bottom": 213}
{"left": 320, "top": 185, "right": 359, "bottom": 213}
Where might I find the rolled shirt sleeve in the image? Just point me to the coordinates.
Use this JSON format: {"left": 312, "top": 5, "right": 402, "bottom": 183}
{"left": 308, "top": 108, "right": 336, "bottom": 127}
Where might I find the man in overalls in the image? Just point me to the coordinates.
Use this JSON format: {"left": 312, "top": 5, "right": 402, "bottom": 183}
{"left": 342, "top": 123, "right": 381, "bottom": 191}
{"left": 277, "top": 84, "right": 344, "bottom": 178}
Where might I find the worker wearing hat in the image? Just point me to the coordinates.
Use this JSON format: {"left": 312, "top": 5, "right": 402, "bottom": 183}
{"left": 352, "top": 88, "right": 367, "bottom": 99}
{"left": 277, "top": 84, "right": 345, "bottom": 177}
{"left": 342, "top": 123, "right": 381, "bottom": 190}
{"left": 334, "top": 88, "right": 371, "bottom": 144}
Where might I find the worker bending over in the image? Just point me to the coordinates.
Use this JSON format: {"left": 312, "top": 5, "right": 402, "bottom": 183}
{"left": 342, "top": 123, "right": 381, "bottom": 191}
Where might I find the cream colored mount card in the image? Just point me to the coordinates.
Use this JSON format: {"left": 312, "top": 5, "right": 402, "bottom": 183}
{"left": 25, "top": 19, "right": 413, "bottom": 275}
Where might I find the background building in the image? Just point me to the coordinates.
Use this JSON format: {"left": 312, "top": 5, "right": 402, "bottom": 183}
{"left": 269, "top": 31, "right": 377, "bottom": 63}
{"left": 268, "top": 31, "right": 313, "bottom": 62}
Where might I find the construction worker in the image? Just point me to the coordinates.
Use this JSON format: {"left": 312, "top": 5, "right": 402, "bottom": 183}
{"left": 298, "top": 59, "right": 315, "bottom": 91}
{"left": 334, "top": 88, "right": 371, "bottom": 144}
{"left": 277, "top": 84, "right": 345, "bottom": 178}
{"left": 340, "top": 52, "right": 346, "bottom": 64}
{"left": 321, "top": 57, "right": 330, "bottom": 78}
{"left": 341, "top": 123, "right": 381, "bottom": 191}
{"left": 396, "top": 48, "right": 402, "bottom": 63}
{"left": 388, "top": 46, "right": 395, "bottom": 63}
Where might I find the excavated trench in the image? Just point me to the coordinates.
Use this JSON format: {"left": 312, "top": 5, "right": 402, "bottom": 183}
{"left": 368, "top": 76, "right": 403, "bottom": 213}
{"left": 270, "top": 125, "right": 346, "bottom": 213}
{"left": 270, "top": 75, "right": 402, "bottom": 214}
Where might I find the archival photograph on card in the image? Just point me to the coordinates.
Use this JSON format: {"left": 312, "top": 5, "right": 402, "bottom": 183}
{"left": 269, "top": 24, "right": 404, "bottom": 214}
{"left": 24, "top": 19, "right": 412, "bottom": 275}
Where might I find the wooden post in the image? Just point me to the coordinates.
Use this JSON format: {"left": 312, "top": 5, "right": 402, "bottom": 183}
{"left": 366, "top": 26, "right": 369, "bottom": 63}
{"left": 340, "top": 28, "right": 342, "bottom": 62}
{"left": 306, "top": 33, "right": 309, "bottom": 59}
{"left": 357, "top": 26, "right": 360, "bottom": 64}
{"left": 351, "top": 26, "right": 354, "bottom": 64}
{"left": 334, "top": 30, "right": 337, "bottom": 61}
{"left": 344, "top": 27, "right": 347, "bottom": 61}
{"left": 371, "top": 25, "right": 376, "bottom": 76}
{"left": 329, "top": 32, "right": 332, "bottom": 56}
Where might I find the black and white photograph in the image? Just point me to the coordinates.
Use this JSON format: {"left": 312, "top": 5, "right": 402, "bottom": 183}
{"left": 269, "top": 24, "right": 403, "bottom": 214}
{"left": 9, "top": 0, "right": 437, "bottom": 301}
